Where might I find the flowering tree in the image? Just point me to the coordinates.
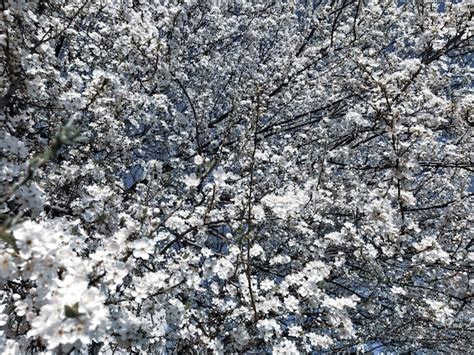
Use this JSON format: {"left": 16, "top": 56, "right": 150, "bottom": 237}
{"left": 1, "top": 0, "right": 472, "bottom": 353}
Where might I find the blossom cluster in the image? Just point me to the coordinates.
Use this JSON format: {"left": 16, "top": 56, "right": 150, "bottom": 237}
{"left": 0, "top": 0, "right": 472, "bottom": 353}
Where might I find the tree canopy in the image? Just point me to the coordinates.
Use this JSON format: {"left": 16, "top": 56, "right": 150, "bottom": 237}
{"left": 0, "top": 0, "right": 472, "bottom": 353}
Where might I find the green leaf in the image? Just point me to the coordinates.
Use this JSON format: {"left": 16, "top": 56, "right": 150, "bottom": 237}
{"left": 0, "top": 227, "right": 18, "bottom": 251}
{"left": 64, "top": 302, "right": 82, "bottom": 318}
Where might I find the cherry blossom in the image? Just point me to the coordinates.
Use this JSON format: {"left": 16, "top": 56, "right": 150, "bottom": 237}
{"left": 0, "top": 0, "right": 472, "bottom": 353}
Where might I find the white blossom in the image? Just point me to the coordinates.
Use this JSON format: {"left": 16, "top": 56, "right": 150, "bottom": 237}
{"left": 0, "top": 1, "right": 471, "bottom": 353}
